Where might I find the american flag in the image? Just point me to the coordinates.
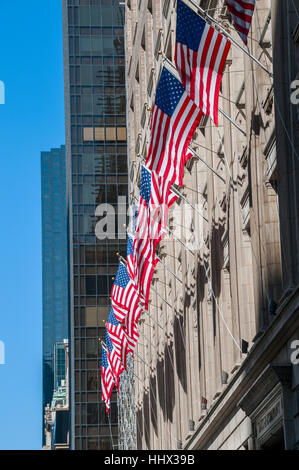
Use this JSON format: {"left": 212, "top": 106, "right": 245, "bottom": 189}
{"left": 133, "top": 166, "right": 178, "bottom": 305}
{"left": 106, "top": 307, "right": 135, "bottom": 370}
{"left": 117, "top": 264, "right": 141, "bottom": 346}
{"left": 225, "top": 0, "right": 255, "bottom": 44}
{"left": 105, "top": 329, "right": 124, "bottom": 392}
{"left": 128, "top": 202, "right": 138, "bottom": 236}
{"left": 127, "top": 204, "right": 139, "bottom": 285}
{"left": 101, "top": 346, "right": 115, "bottom": 413}
{"left": 111, "top": 262, "right": 141, "bottom": 325}
{"left": 127, "top": 235, "right": 134, "bottom": 281}
{"left": 175, "top": 0, "right": 231, "bottom": 126}
{"left": 145, "top": 66, "right": 203, "bottom": 187}
{"left": 135, "top": 166, "right": 177, "bottom": 262}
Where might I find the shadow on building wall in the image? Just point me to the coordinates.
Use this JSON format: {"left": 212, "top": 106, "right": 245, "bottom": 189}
{"left": 173, "top": 312, "right": 187, "bottom": 393}
{"left": 143, "top": 391, "right": 151, "bottom": 449}
{"left": 149, "top": 373, "right": 158, "bottom": 437}
{"left": 136, "top": 407, "right": 143, "bottom": 449}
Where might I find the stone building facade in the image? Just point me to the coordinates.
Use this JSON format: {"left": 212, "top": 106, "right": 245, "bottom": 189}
{"left": 123, "top": 0, "right": 299, "bottom": 450}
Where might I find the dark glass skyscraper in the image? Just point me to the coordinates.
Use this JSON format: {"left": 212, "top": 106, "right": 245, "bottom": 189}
{"left": 41, "top": 145, "right": 69, "bottom": 443}
{"left": 62, "top": 0, "right": 127, "bottom": 450}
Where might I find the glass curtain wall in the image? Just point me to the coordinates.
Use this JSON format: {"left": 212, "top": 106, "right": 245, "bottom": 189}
{"left": 63, "top": 0, "right": 127, "bottom": 450}
{"left": 41, "top": 145, "right": 69, "bottom": 444}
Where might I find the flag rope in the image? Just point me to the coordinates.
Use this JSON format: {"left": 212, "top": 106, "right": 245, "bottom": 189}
{"left": 140, "top": 308, "right": 164, "bottom": 330}
{"left": 156, "top": 255, "right": 183, "bottom": 283}
{"left": 139, "top": 330, "right": 156, "bottom": 349}
{"left": 164, "top": 227, "right": 243, "bottom": 353}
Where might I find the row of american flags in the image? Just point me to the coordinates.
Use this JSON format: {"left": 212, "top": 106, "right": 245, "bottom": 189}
{"left": 101, "top": 0, "right": 256, "bottom": 412}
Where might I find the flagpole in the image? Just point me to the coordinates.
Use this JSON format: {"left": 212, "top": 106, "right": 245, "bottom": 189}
{"left": 118, "top": 255, "right": 128, "bottom": 267}
{"left": 140, "top": 308, "right": 164, "bottom": 330}
{"left": 99, "top": 339, "right": 120, "bottom": 382}
{"left": 162, "top": 55, "right": 247, "bottom": 136}
{"left": 138, "top": 143, "right": 225, "bottom": 183}
{"left": 218, "top": 108, "right": 246, "bottom": 136}
{"left": 120, "top": 254, "right": 174, "bottom": 309}
{"left": 134, "top": 162, "right": 209, "bottom": 223}
{"left": 131, "top": 370, "right": 143, "bottom": 383}
{"left": 117, "top": 255, "right": 168, "bottom": 327}
{"left": 188, "top": 148, "right": 226, "bottom": 183}
{"left": 139, "top": 331, "right": 156, "bottom": 349}
{"left": 150, "top": 285, "right": 173, "bottom": 309}
{"left": 170, "top": 185, "right": 209, "bottom": 222}
{"left": 165, "top": 226, "right": 196, "bottom": 257}
{"left": 187, "top": 0, "right": 273, "bottom": 77}
{"left": 132, "top": 371, "right": 143, "bottom": 383}
{"left": 156, "top": 255, "right": 183, "bottom": 283}
{"left": 135, "top": 351, "right": 151, "bottom": 368}
{"left": 99, "top": 339, "right": 107, "bottom": 351}
{"left": 100, "top": 338, "right": 152, "bottom": 373}
{"left": 126, "top": 230, "right": 183, "bottom": 285}
{"left": 118, "top": 251, "right": 243, "bottom": 354}
{"left": 101, "top": 339, "right": 143, "bottom": 382}
{"left": 125, "top": 233, "right": 242, "bottom": 353}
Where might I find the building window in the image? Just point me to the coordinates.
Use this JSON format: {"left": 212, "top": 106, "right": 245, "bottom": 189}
{"left": 94, "top": 127, "right": 105, "bottom": 141}
{"left": 84, "top": 126, "right": 126, "bottom": 142}
{"left": 83, "top": 127, "right": 93, "bottom": 141}
{"left": 117, "top": 127, "right": 127, "bottom": 141}
{"left": 106, "top": 127, "right": 116, "bottom": 140}
{"left": 85, "top": 307, "right": 97, "bottom": 327}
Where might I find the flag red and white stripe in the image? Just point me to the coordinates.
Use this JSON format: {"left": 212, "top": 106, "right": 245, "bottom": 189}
{"left": 111, "top": 282, "right": 139, "bottom": 323}
{"left": 106, "top": 307, "right": 137, "bottom": 370}
{"left": 127, "top": 235, "right": 135, "bottom": 281}
{"left": 110, "top": 262, "right": 141, "bottom": 324}
{"left": 101, "top": 347, "right": 115, "bottom": 413}
{"left": 132, "top": 166, "right": 178, "bottom": 305}
{"left": 225, "top": 0, "right": 255, "bottom": 44}
{"left": 145, "top": 67, "right": 203, "bottom": 187}
{"left": 105, "top": 331, "right": 124, "bottom": 392}
{"left": 175, "top": 0, "right": 231, "bottom": 125}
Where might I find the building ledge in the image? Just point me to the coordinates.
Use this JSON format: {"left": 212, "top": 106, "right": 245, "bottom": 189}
{"left": 184, "top": 285, "right": 299, "bottom": 450}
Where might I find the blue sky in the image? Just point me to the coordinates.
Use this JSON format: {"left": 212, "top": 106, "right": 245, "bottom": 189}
{"left": 0, "top": 1, "right": 65, "bottom": 449}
